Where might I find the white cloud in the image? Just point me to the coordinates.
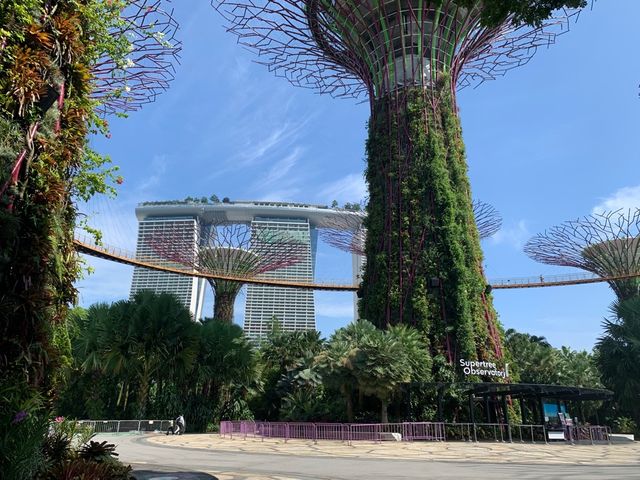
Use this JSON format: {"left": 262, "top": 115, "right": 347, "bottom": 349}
{"left": 238, "top": 124, "right": 291, "bottom": 166}
{"left": 230, "top": 57, "right": 251, "bottom": 83}
{"left": 592, "top": 185, "right": 640, "bottom": 214}
{"left": 317, "top": 173, "right": 367, "bottom": 205}
{"left": 136, "top": 154, "right": 168, "bottom": 193}
{"left": 489, "top": 219, "right": 530, "bottom": 250}
{"left": 261, "top": 147, "right": 303, "bottom": 186}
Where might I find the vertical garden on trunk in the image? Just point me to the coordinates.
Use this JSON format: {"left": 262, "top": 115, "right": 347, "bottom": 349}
{"left": 0, "top": 1, "right": 179, "bottom": 476}
{"left": 360, "top": 85, "right": 498, "bottom": 372}
{"left": 1, "top": 2, "right": 114, "bottom": 473}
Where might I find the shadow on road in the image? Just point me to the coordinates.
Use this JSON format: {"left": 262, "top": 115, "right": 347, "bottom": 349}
{"left": 133, "top": 468, "right": 218, "bottom": 479}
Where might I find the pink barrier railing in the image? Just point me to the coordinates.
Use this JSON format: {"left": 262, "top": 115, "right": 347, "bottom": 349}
{"left": 220, "top": 421, "right": 611, "bottom": 444}
{"left": 219, "top": 421, "right": 447, "bottom": 443}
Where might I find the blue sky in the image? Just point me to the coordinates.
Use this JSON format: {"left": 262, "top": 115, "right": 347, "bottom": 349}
{"left": 76, "top": 1, "right": 640, "bottom": 352}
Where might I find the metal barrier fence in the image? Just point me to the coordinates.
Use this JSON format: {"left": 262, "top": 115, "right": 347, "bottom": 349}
{"left": 77, "top": 419, "right": 173, "bottom": 434}
{"left": 442, "top": 423, "right": 548, "bottom": 443}
{"left": 220, "top": 421, "right": 611, "bottom": 445}
{"left": 565, "top": 425, "right": 611, "bottom": 445}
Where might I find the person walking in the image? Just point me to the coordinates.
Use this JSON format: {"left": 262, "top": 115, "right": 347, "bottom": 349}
{"left": 167, "top": 414, "right": 186, "bottom": 435}
{"left": 175, "top": 414, "right": 185, "bottom": 435}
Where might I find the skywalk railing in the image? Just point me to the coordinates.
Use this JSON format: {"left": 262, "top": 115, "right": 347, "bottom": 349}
{"left": 73, "top": 234, "right": 356, "bottom": 290}
{"left": 490, "top": 272, "right": 601, "bottom": 288}
{"left": 74, "top": 233, "right": 640, "bottom": 291}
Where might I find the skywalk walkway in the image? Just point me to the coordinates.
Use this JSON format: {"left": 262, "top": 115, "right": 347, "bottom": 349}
{"left": 74, "top": 236, "right": 640, "bottom": 292}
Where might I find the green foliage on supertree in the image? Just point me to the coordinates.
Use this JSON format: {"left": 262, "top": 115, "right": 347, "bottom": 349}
{"left": 0, "top": 2, "right": 133, "bottom": 475}
{"left": 457, "top": 0, "right": 587, "bottom": 27}
{"left": 360, "top": 84, "right": 500, "bottom": 379}
{"left": 1, "top": 0, "right": 178, "bottom": 473}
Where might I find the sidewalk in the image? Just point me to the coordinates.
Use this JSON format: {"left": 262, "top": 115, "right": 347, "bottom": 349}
{"left": 148, "top": 434, "right": 640, "bottom": 466}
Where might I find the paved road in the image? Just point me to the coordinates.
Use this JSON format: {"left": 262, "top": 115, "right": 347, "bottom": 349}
{"left": 97, "top": 434, "right": 640, "bottom": 480}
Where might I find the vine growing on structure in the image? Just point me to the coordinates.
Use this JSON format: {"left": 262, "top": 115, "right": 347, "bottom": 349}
{"left": 360, "top": 84, "right": 501, "bottom": 379}
{"left": 0, "top": 2, "right": 179, "bottom": 476}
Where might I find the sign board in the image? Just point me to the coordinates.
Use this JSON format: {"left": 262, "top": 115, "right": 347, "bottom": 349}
{"left": 459, "top": 359, "right": 509, "bottom": 379}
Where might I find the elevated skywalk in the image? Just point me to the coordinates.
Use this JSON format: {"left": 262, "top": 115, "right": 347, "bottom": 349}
{"left": 74, "top": 236, "right": 640, "bottom": 292}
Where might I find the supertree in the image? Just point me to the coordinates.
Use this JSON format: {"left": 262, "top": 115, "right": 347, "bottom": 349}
{"left": 320, "top": 200, "right": 502, "bottom": 256}
{"left": 525, "top": 209, "right": 640, "bottom": 301}
{"left": 472, "top": 200, "right": 502, "bottom": 241}
{"left": 0, "top": 1, "right": 179, "bottom": 468}
{"left": 91, "top": 0, "right": 181, "bottom": 115}
{"left": 319, "top": 210, "right": 367, "bottom": 256}
{"left": 212, "top": 0, "right": 580, "bottom": 371}
{"left": 150, "top": 223, "right": 305, "bottom": 322}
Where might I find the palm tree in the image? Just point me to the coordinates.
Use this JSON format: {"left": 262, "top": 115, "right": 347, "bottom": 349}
{"left": 126, "top": 292, "right": 198, "bottom": 418}
{"left": 260, "top": 326, "right": 324, "bottom": 371}
{"left": 557, "top": 347, "right": 601, "bottom": 388}
{"left": 350, "top": 327, "right": 412, "bottom": 423}
{"left": 504, "top": 328, "right": 560, "bottom": 384}
{"left": 195, "top": 319, "right": 255, "bottom": 402}
{"left": 316, "top": 338, "right": 358, "bottom": 421}
{"left": 386, "top": 324, "right": 432, "bottom": 383}
{"left": 597, "top": 297, "right": 640, "bottom": 424}
{"left": 255, "top": 325, "right": 324, "bottom": 420}
{"left": 185, "top": 318, "right": 256, "bottom": 430}
{"left": 89, "top": 292, "right": 198, "bottom": 418}
{"left": 320, "top": 321, "right": 431, "bottom": 423}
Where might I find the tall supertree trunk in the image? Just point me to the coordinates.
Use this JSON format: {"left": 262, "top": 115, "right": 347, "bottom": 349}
{"left": 0, "top": 2, "right": 85, "bottom": 392}
{"left": 360, "top": 85, "right": 499, "bottom": 369}
{"left": 210, "top": 279, "right": 243, "bottom": 322}
{"left": 0, "top": 3, "right": 88, "bottom": 476}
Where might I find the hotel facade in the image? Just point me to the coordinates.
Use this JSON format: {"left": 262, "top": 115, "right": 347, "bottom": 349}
{"left": 130, "top": 199, "right": 358, "bottom": 341}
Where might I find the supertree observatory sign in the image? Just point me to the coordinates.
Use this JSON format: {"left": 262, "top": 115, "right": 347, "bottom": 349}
{"left": 459, "top": 359, "right": 509, "bottom": 379}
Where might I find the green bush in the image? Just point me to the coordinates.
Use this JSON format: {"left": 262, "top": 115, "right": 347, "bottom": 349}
{"left": 0, "top": 378, "right": 48, "bottom": 480}
{"left": 612, "top": 417, "right": 638, "bottom": 434}
{"left": 78, "top": 440, "right": 119, "bottom": 462}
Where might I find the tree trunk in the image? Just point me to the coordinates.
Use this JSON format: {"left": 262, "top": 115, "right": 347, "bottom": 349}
{"left": 211, "top": 280, "right": 243, "bottom": 322}
{"left": 360, "top": 86, "right": 502, "bottom": 373}
{"left": 381, "top": 399, "right": 389, "bottom": 424}
{"left": 346, "top": 393, "right": 354, "bottom": 423}
{"left": 137, "top": 364, "right": 151, "bottom": 418}
{"left": 340, "top": 384, "right": 354, "bottom": 422}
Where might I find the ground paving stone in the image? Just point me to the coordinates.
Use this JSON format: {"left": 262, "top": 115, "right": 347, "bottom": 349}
{"left": 147, "top": 434, "right": 640, "bottom": 466}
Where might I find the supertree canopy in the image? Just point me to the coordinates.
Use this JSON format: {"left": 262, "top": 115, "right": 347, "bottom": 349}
{"left": 215, "top": 0, "right": 574, "bottom": 100}
{"left": 319, "top": 210, "right": 367, "bottom": 256}
{"left": 525, "top": 209, "right": 640, "bottom": 301}
{"left": 473, "top": 200, "right": 503, "bottom": 240}
{"left": 213, "top": 0, "right": 579, "bottom": 373}
{"left": 151, "top": 223, "right": 305, "bottom": 322}
{"left": 320, "top": 200, "right": 502, "bottom": 256}
{"left": 92, "top": 0, "right": 181, "bottom": 114}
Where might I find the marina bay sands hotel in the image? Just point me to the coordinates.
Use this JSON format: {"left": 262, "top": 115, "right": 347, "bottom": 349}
{"left": 130, "top": 199, "right": 361, "bottom": 340}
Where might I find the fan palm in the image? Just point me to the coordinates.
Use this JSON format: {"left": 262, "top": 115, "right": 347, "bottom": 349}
{"left": 597, "top": 297, "right": 640, "bottom": 424}
{"left": 320, "top": 320, "right": 431, "bottom": 423}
